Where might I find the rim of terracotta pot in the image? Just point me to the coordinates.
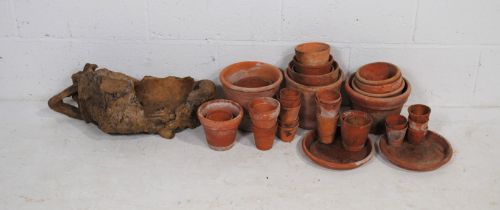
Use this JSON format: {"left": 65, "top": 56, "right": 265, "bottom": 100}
{"left": 279, "top": 88, "right": 301, "bottom": 100}
{"left": 285, "top": 62, "right": 344, "bottom": 90}
{"left": 219, "top": 61, "right": 283, "bottom": 93}
{"left": 355, "top": 62, "right": 402, "bottom": 85}
{"left": 315, "top": 89, "right": 342, "bottom": 105}
{"left": 408, "top": 104, "right": 431, "bottom": 116}
{"left": 385, "top": 114, "right": 408, "bottom": 129}
{"left": 295, "top": 42, "right": 330, "bottom": 54}
{"left": 248, "top": 97, "right": 281, "bottom": 120}
{"left": 197, "top": 99, "right": 243, "bottom": 129}
{"left": 344, "top": 74, "right": 411, "bottom": 110}
{"left": 353, "top": 76, "right": 404, "bottom": 94}
{"left": 293, "top": 55, "right": 334, "bottom": 75}
{"left": 351, "top": 77, "right": 405, "bottom": 98}
{"left": 341, "top": 110, "right": 373, "bottom": 129}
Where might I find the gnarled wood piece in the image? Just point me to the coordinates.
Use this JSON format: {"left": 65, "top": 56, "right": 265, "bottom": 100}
{"left": 48, "top": 63, "right": 216, "bottom": 139}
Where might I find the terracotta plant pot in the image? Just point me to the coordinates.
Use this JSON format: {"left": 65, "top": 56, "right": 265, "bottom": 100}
{"left": 220, "top": 61, "right": 283, "bottom": 131}
{"left": 316, "top": 114, "right": 339, "bottom": 144}
{"left": 285, "top": 67, "right": 344, "bottom": 129}
{"left": 408, "top": 104, "right": 431, "bottom": 122}
{"left": 351, "top": 77, "right": 405, "bottom": 98}
{"left": 279, "top": 105, "right": 300, "bottom": 127}
{"left": 353, "top": 76, "right": 403, "bottom": 94}
{"left": 385, "top": 114, "right": 408, "bottom": 147}
{"left": 315, "top": 89, "right": 342, "bottom": 114}
{"left": 279, "top": 88, "right": 301, "bottom": 108}
{"left": 407, "top": 104, "right": 431, "bottom": 144}
{"left": 355, "top": 62, "right": 401, "bottom": 85}
{"left": 344, "top": 75, "right": 411, "bottom": 134}
{"left": 341, "top": 110, "right": 373, "bottom": 152}
{"left": 287, "top": 61, "right": 340, "bottom": 86}
{"left": 294, "top": 42, "right": 331, "bottom": 66}
{"left": 253, "top": 124, "right": 277, "bottom": 150}
{"left": 293, "top": 55, "right": 333, "bottom": 75}
{"left": 278, "top": 120, "right": 299, "bottom": 142}
{"left": 197, "top": 99, "right": 243, "bottom": 151}
{"left": 248, "top": 97, "right": 280, "bottom": 129}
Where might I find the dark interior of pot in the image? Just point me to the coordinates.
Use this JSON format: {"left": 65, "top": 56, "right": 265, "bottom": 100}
{"left": 318, "top": 90, "right": 340, "bottom": 103}
{"left": 409, "top": 105, "right": 431, "bottom": 115}
{"left": 359, "top": 63, "right": 398, "bottom": 81}
{"left": 201, "top": 102, "right": 240, "bottom": 121}
{"left": 386, "top": 115, "right": 407, "bottom": 126}
{"left": 225, "top": 63, "right": 279, "bottom": 88}
{"left": 345, "top": 115, "right": 371, "bottom": 126}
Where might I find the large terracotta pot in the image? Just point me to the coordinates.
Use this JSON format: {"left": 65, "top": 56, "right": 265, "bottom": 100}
{"left": 345, "top": 75, "right": 411, "bottom": 134}
{"left": 355, "top": 62, "right": 401, "bottom": 85}
{"left": 220, "top": 61, "right": 283, "bottom": 131}
{"left": 284, "top": 68, "right": 344, "bottom": 129}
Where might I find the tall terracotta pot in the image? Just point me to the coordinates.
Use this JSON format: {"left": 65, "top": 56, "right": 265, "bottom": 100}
{"left": 344, "top": 75, "right": 411, "bottom": 134}
{"left": 219, "top": 61, "right": 283, "bottom": 131}
{"left": 284, "top": 68, "right": 344, "bottom": 129}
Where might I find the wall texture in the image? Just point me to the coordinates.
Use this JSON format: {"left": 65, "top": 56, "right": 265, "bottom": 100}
{"left": 0, "top": 0, "right": 499, "bottom": 107}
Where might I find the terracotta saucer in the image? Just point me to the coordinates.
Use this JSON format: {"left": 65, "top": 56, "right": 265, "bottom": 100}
{"left": 379, "top": 130, "right": 453, "bottom": 171}
{"left": 301, "top": 130, "right": 375, "bottom": 170}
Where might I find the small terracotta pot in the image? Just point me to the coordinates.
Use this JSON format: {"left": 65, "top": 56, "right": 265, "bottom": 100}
{"left": 351, "top": 77, "right": 405, "bottom": 98}
{"left": 408, "top": 104, "right": 431, "bottom": 122}
{"left": 279, "top": 88, "right": 301, "bottom": 108}
{"left": 355, "top": 62, "right": 402, "bottom": 86}
{"left": 278, "top": 120, "right": 299, "bottom": 142}
{"left": 294, "top": 42, "right": 331, "bottom": 66}
{"left": 341, "top": 110, "right": 373, "bottom": 152}
{"left": 344, "top": 75, "right": 411, "bottom": 134}
{"left": 285, "top": 67, "right": 344, "bottom": 129}
{"left": 197, "top": 99, "right": 243, "bottom": 151}
{"left": 385, "top": 114, "right": 408, "bottom": 147}
{"left": 293, "top": 55, "right": 333, "bottom": 75}
{"left": 279, "top": 105, "right": 300, "bottom": 127}
{"left": 253, "top": 124, "right": 277, "bottom": 150}
{"left": 353, "top": 76, "right": 403, "bottom": 94}
{"left": 287, "top": 61, "right": 340, "bottom": 86}
{"left": 407, "top": 120, "right": 428, "bottom": 145}
{"left": 220, "top": 61, "right": 283, "bottom": 131}
{"left": 248, "top": 97, "right": 280, "bottom": 129}
{"left": 316, "top": 113, "right": 339, "bottom": 144}
{"left": 315, "top": 89, "right": 342, "bottom": 113}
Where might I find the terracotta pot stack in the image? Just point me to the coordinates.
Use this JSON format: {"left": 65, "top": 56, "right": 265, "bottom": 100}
{"left": 219, "top": 61, "right": 283, "bottom": 131}
{"left": 315, "top": 89, "right": 342, "bottom": 144}
{"left": 277, "top": 88, "right": 301, "bottom": 142}
{"left": 284, "top": 42, "right": 345, "bottom": 129}
{"left": 249, "top": 97, "right": 280, "bottom": 150}
{"left": 345, "top": 62, "right": 411, "bottom": 133}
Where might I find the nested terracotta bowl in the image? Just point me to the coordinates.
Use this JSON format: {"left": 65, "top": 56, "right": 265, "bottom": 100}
{"left": 294, "top": 42, "right": 331, "bottom": 66}
{"left": 345, "top": 75, "right": 411, "bottom": 134}
{"left": 351, "top": 77, "right": 405, "bottom": 98}
{"left": 353, "top": 76, "right": 403, "bottom": 94}
{"left": 219, "top": 61, "right": 283, "bottom": 131}
{"left": 287, "top": 60, "right": 340, "bottom": 86}
{"left": 285, "top": 67, "right": 344, "bottom": 129}
{"left": 355, "top": 62, "right": 401, "bottom": 86}
{"left": 293, "top": 55, "right": 333, "bottom": 75}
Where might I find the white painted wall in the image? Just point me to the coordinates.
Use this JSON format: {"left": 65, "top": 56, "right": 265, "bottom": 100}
{"left": 0, "top": 0, "right": 499, "bottom": 106}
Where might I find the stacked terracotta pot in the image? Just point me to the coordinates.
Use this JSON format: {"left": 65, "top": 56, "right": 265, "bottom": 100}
{"left": 285, "top": 42, "right": 345, "bottom": 129}
{"left": 345, "top": 62, "right": 411, "bottom": 133}
{"left": 277, "top": 88, "right": 301, "bottom": 142}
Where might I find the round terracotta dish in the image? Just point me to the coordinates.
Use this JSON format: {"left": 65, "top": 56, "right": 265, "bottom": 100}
{"left": 287, "top": 60, "right": 340, "bottom": 86}
{"left": 219, "top": 61, "right": 283, "bottom": 131}
{"left": 294, "top": 42, "right": 331, "bottom": 66}
{"left": 293, "top": 55, "right": 334, "bottom": 75}
{"left": 353, "top": 76, "right": 403, "bottom": 94}
{"left": 351, "top": 77, "right": 405, "bottom": 98}
{"left": 301, "top": 130, "right": 375, "bottom": 170}
{"left": 355, "top": 62, "right": 401, "bottom": 86}
{"left": 379, "top": 130, "right": 453, "bottom": 171}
